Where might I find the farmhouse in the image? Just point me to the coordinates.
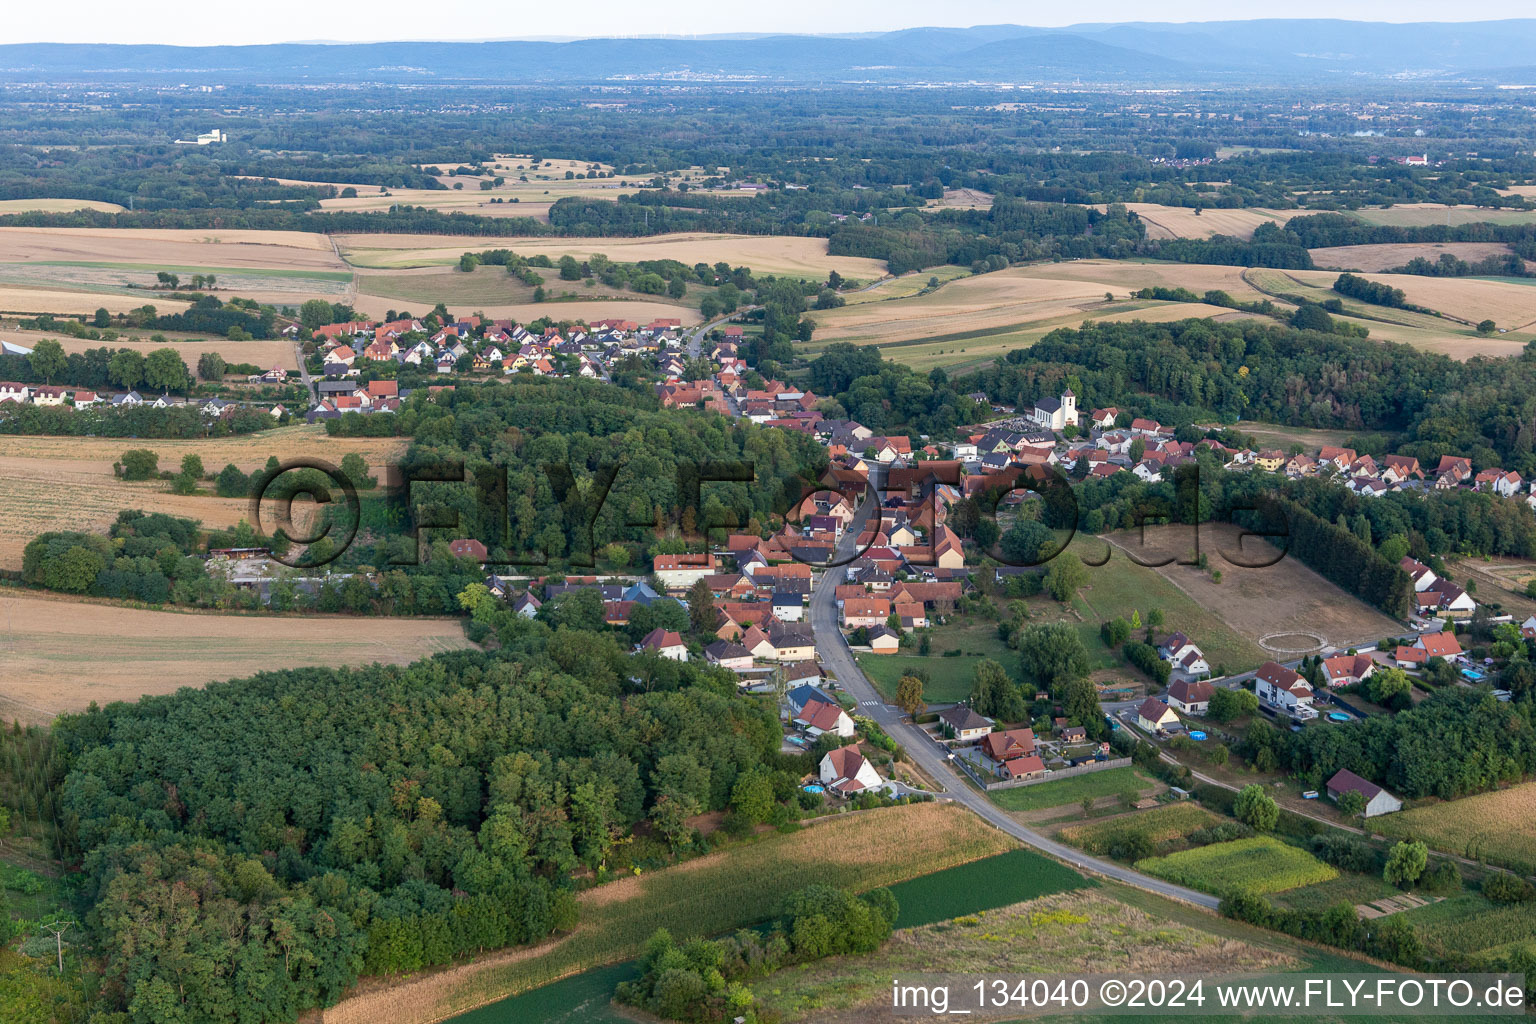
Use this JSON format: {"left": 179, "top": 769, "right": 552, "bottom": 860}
{"left": 938, "top": 705, "right": 993, "bottom": 743}
{"left": 1325, "top": 768, "right": 1403, "bottom": 818}
{"left": 1136, "top": 697, "right": 1181, "bottom": 734}
{"left": 819, "top": 745, "right": 883, "bottom": 795}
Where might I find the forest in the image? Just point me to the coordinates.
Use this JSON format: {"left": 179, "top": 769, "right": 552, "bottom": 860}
{"left": 973, "top": 317, "right": 1536, "bottom": 474}
{"left": 36, "top": 610, "right": 823, "bottom": 1023}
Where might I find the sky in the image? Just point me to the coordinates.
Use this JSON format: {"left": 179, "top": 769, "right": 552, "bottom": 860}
{"left": 3, "top": 2, "right": 1533, "bottom": 46}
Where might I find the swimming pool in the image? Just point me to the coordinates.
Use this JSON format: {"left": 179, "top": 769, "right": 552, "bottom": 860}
{"left": 1188, "top": 730, "right": 1206, "bottom": 741}
{"left": 803, "top": 784, "right": 824, "bottom": 793}
{"left": 1328, "top": 712, "right": 1351, "bottom": 722}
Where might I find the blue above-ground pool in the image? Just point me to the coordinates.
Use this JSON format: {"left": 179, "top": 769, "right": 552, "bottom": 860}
{"left": 1188, "top": 730, "right": 1206, "bottom": 740}
{"left": 803, "top": 784, "right": 825, "bottom": 793}
{"left": 1462, "top": 668, "right": 1485, "bottom": 681}
{"left": 1328, "top": 712, "right": 1351, "bottom": 722}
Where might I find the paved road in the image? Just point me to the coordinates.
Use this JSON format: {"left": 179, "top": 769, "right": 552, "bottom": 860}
{"left": 291, "top": 341, "right": 318, "bottom": 406}
{"left": 809, "top": 487, "right": 1221, "bottom": 911}
{"left": 684, "top": 307, "right": 757, "bottom": 360}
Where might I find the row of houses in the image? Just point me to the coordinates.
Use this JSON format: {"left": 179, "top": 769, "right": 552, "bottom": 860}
{"left": 0, "top": 382, "right": 288, "bottom": 419}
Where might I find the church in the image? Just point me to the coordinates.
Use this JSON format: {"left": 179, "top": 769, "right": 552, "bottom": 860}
{"left": 1029, "top": 388, "right": 1078, "bottom": 431}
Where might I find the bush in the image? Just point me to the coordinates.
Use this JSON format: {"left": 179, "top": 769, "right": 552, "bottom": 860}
{"left": 119, "top": 448, "right": 159, "bottom": 480}
{"left": 1309, "top": 833, "right": 1378, "bottom": 873}
{"left": 1483, "top": 872, "right": 1536, "bottom": 904}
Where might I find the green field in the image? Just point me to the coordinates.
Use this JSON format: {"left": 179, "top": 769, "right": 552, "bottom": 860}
{"left": 989, "top": 766, "right": 1155, "bottom": 813}
{"left": 857, "top": 620, "right": 1021, "bottom": 703}
{"left": 1136, "top": 837, "right": 1337, "bottom": 897}
{"left": 1057, "top": 802, "right": 1224, "bottom": 856}
{"left": 27, "top": 260, "right": 354, "bottom": 281}
{"left": 885, "top": 848, "right": 1088, "bottom": 929}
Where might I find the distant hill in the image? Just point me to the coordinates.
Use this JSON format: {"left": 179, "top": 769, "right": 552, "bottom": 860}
{"left": 5, "top": 20, "right": 1536, "bottom": 84}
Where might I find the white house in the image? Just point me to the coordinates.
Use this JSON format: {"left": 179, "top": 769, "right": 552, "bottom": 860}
{"left": 1326, "top": 769, "right": 1403, "bottom": 818}
{"left": 795, "top": 698, "right": 856, "bottom": 738}
{"left": 640, "top": 628, "right": 688, "bottom": 661}
{"left": 1255, "top": 661, "right": 1316, "bottom": 718}
{"left": 819, "top": 745, "right": 884, "bottom": 795}
{"left": 652, "top": 553, "right": 716, "bottom": 589}
{"left": 938, "top": 705, "right": 992, "bottom": 743}
{"left": 1136, "top": 697, "right": 1181, "bottom": 733}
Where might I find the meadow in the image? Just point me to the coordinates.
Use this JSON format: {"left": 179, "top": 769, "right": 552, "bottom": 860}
{"left": 353, "top": 265, "right": 703, "bottom": 321}
{"left": 989, "top": 766, "right": 1156, "bottom": 813}
{"left": 749, "top": 888, "right": 1295, "bottom": 1023}
{"left": 856, "top": 619, "right": 1020, "bottom": 704}
{"left": 1057, "top": 802, "right": 1225, "bottom": 856}
{"left": 1351, "top": 204, "right": 1536, "bottom": 229}
{"left": 804, "top": 259, "right": 1279, "bottom": 370}
{"left": 1135, "top": 837, "right": 1338, "bottom": 897}
{"left": 1373, "top": 782, "right": 1536, "bottom": 876}
{"left": 318, "top": 802, "right": 1015, "bottom": 1024}
{"left": 1110, "top": 203, "right": 1304, "bottom": 240}
{"left": 0, "top": 590, "right": 473, "bottom": 724}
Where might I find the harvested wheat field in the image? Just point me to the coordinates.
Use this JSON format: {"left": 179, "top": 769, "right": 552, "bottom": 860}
{"left": 353, "top": 291, "right": 703, "bottom": 324}
{"left": 809, "top": 260, "right": 1268, "bottom": 347}
{"left": 1308, "top": 242, "right": 1524, "bottom": 273}
{"left": 0, "top": 426, "right": 409, "bottom": 569}
{"left": 335, "top": 231, "right": 886, "bottom": 280}
{"left": 0, "top": 284, "right": 172, "bottom": 317}
{"left": 1099, "top": 204, "right": 1304, "bottom": 240}
{"left": 0, "top": 227, "right": 345, "bottom": 271}
{"left": 320, "top": 802, "right": 1012, "bottom": 1024}
{"left": 1106, "top": 523, "right": 1402, "bottom": 656}
{"left": 0, "top": 464, "right": 250, "bottom": 571}
{"left": 0, "top": 590, "right": 472, "bottom": 724}
{"left": 0, "top": 198, "right": 126, "bottom": 214}
{"left": 54, "top": 335, "right": 298, "bottom": 372}
{"left": 1285, "top": 269, "right": 1536, "bottom": 330}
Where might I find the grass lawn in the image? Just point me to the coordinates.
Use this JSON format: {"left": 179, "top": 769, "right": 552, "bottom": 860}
{"left": 857, "top": 619, "right": 1020, "bottom": 704}
{"left": 885, "top": 848, "right": 1088, "bottom": 929}
{"left": 1136, "top": 837, "right": 1337, "bottom": 897}
{"left": 989, "top": 766, "right": 1155, "bottom": 813}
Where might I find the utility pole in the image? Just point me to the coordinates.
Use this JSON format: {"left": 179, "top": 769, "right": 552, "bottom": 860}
{"left": 41, "top": 919, "right": 75, "bottom": 975}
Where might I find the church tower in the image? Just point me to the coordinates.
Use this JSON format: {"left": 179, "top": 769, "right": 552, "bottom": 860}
{"left": 1061, "top": 387, "right": 1077, "bottom": 427}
